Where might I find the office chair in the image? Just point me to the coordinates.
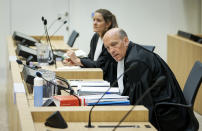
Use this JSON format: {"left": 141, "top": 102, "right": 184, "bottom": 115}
{"left": 67, "top": 30, "right": 79, "bottom": 47}
{"left": 142, "top": 45, "right": 155, "bottom": 52}
{"left": 154, "top": 61, "right": 202, "bottom": 131}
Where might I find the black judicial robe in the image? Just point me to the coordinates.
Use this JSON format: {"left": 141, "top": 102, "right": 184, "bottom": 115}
{"left": 122, "top": 42, "right": 196, "bottom": 131}
{"left": 80, "top": 33, "right": 117, "bottom": 85}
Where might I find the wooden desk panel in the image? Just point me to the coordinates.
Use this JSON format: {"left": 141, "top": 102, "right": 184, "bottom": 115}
{"left": 167, "top": 34, "right": 202, "bottom": 114}
{"left": 30, "top": 106, "right": 148, "bottom": 122}
{"left": 34, "top": 122, "right": 156, "bottom": 131}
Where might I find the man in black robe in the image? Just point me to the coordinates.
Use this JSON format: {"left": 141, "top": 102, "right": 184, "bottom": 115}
{"left": 103, "top": 28, "right": 198, "bottom": 131}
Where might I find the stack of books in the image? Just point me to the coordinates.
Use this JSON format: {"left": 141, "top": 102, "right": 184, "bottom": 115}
{"left": 70, "top": 80, "right": 110, "bottom": 87}
{"left": 77, "top": 87, "right": 119, "bottom": 96}
{"left": 53, "top": 95, "right": 84, "bottom": 106}
{"left": 79, "top": 94, "right": 130, "bottom": 106}
{"left": 53, "top": 94, "right": 130, "bottom": 106}
{"left": 76, "top": 81, "right": 119, "bottom": 96}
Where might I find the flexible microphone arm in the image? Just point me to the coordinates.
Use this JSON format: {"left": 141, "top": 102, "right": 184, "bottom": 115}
{"left": 36, "top": 72, "right": 78, "bottom": 104}
{"left": 42, "top": 18, "right": 57, "bottom": 69}
{"left": 16, "top": 59, "right": 74, "bottom": 94}
{"left": 112, "top": 75, "right": 166, "bottom": 131}
{"left": 55, "top": 75, "right": 74, "bottom": 95}
{"left": 50, "top": 20, "right": 67, "bottom": 37}
{"left": 36, "top": 72, "right": 68, "bottom": 91}
{"left": 48, "top": 17, "right": 62, "bottom": 31}
{"left": 86, "top": 62, "right": 138, "bottom": 128}
{"left": 38, "top": 16, "right": 62, "bottom": 42}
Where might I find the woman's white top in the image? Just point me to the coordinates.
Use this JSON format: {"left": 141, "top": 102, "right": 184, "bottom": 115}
{"left": 93, "top": 37, "right": 103, "bottom": 61}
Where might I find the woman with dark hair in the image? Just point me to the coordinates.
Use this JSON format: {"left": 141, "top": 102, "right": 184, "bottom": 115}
{"left": 63, "top": 9, "right": 118, "bottom": 84}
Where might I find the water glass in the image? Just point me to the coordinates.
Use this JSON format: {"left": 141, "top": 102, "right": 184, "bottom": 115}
{"left": 37, "top": 44, "right": 49, "bottom": 66}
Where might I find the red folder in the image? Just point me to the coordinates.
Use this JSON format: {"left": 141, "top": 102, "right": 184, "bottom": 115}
{"left": 53, "top": 95, "right": 84, "bottom": 106}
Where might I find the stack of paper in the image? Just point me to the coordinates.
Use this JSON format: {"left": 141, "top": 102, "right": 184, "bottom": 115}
{"left": 77, "top": 87, "right": 119, "bottom": 96}
{"left": 70, "top": 80, "right": 110, "bottom": 87}
{"left": 75, "top": 49, "right": 87, "bottom": 58}
{"left": 57, "top": 66, "right": 81, "bottom": 70}
{"left": 79, "top": 94, "right": 129, "bottom": 106}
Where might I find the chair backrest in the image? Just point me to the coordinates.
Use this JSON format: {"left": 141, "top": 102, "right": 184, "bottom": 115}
{"left": 67, "top": 30, "right": 79, "bottom": 47}
{"left": 183, "top": 61, "right": 202, "bottom": 106}
{"left": 142, "top": 45, "right": 155, "bottom": 52}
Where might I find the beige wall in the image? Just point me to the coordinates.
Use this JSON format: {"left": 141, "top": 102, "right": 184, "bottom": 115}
{"left": 0, "top": 0, "right": 201, "bottom": 84}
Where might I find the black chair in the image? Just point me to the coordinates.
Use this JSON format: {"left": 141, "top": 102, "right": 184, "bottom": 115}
{"left": 142, "top": 45, "right": 155, "bottom": 52}
{"left": 154, "top": 61, "right": 202, "bottom": 131}
{"left": 67, "top": 30, "right": 79, "bottom": 47}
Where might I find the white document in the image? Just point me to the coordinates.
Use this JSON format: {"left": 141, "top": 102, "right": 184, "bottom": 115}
{"left": 63, "top": 49, "right": 87, "bottom": 58}
{"left": 80, "top": 94, "right": 128, "bottom": 100}
{"left": 80, "top": 94, "right": 129, "bottom": 103}
{"left": 78, "top": 87, "right": 119, "bottom": 93}
{"left": 57, "top": 66, "right": 81, "bottom": 70}
{"left": 70, "top": 80, "right": 110, "bottom": 87}
{"left": 75, "top": 49, "right": 87, "bottom": 58}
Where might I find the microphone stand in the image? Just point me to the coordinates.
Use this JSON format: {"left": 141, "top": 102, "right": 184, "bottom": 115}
{"left": 112, "top": 76, "right": 166, "bottom": 131}
{"left": 38, "top": 16, "right": 62, "bottom": 42}
{"left": 43, "top": 19, "right": 57, "bottom": 69}
{"left": 85, "top": 63, "right": 138, "bottom": 128}
{"left": 36, "top": 72, "right": 80, "bottom": 105}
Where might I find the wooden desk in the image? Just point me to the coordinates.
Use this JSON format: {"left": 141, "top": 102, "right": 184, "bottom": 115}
{"left": 32, "top": 36, "right": 77, "bottom": 51}
{"left": 8, "top": 36, "right": 103, "bottom": 80}
{"left": 7, "top": 36, "right": 156, "bottom": 131}
{"left": 167, "top": 34, "right": 202, "bottom": 114}
{"left": 30, "top": 106, "right": 155, "bottom": 131}
{"left": 42, "top": 61, "right": 103, "bottom": 80}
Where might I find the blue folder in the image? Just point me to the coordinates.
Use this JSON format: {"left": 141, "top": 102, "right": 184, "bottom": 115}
{"left": 87, "top": 100, "right": 130, "bottom": 106}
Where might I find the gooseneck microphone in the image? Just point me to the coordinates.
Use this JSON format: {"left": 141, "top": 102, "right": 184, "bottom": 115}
{"left": 42, "top": 17, "right": 57, "bottom": 68}
{"left": 38, "top": 16, "right": 62, "bottom": 42}
{"left": 50, "top": 20, "right": 67, "bottom": 37}
{"left": 36, "top": 72, "right": 71, "bottom": 94}
{"left": 112, "top": 75, "right": 166, "bottom": 131}
{"left": 85, "top": 62, "right": 138, "bottom": 128}
{"left": 36, "top": 72, "right": 80, "bottom": 105}
{"left": 16, "top": 59, "right": 25, "bottom": 65}
{"left": 55, "top": 75, "right": 75, "bottom": 95}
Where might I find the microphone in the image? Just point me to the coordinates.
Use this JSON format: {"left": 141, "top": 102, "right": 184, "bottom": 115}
{"left": 85, "top": 62, "right": 138, "bottom": 128}
{"left": 50, "top": 20, "right": 67, "bottom": 37}
{"left": 36, "top": 72, "right": 74, "bottom": 95}
{"left": 42, "top": 17, "right": 57, "bottom": 68}
{"left": 36, "top": 72, "right": 80, "bottom": 105}
{"left": 16, "top": 59, "right": 24, "bottom": 65}
{"left": 38, "top": 16, "right": 62, "bottom": 42}
{"left": 42, "top": 16, "right": 45, "bottom": 22}
{"left": 36, "top": 72, "right": 68, "bottom": 92}
{"left": 112, "top": 75, "right": 166, "bottom": 131}
{"left": 55, "top": 75, "right": 75, "bottom": 95}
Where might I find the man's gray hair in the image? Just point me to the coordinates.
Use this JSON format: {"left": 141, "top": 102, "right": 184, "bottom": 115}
{"left": 118, "top": 29, "right": 128, "bottom": 39}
